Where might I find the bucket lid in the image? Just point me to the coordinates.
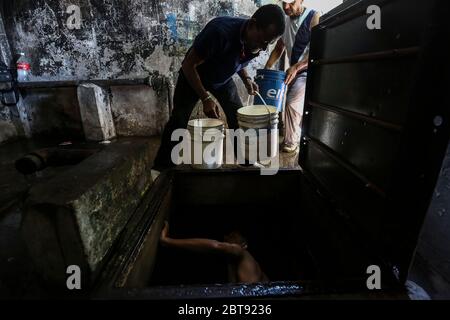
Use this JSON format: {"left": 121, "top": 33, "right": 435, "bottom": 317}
{"left": 237, "top": 105, "right": 277, "bottom": 117}
{"left": 188, "top": 118, "right": 224, "bottom": 129}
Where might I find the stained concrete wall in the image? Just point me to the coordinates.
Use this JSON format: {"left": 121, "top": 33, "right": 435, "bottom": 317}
{"left": 0, "top": 107, "right": 18, "bottom": 144}
{"left": 0, "top": 0, "right": 268, "bottom": 141}
{"left": 110, "top": 85, "right": 169, "bottom": 137}
{"left": 0, "top": 10, "right": 21, "bottom": 144}
{"left": 2, "top": 0, "right": 260, "bottom": 81}
{"left": 20, "top": 87, "right": 84, "bottom": 139}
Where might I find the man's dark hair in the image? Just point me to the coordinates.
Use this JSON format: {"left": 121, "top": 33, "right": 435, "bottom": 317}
{"left": 251, "top": 4, "right": 285, "bottom": 36}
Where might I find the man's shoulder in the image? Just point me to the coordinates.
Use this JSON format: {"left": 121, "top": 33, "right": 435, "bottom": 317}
{"left": 205, "top": 16, "right": 246, "bottom": 33}
{"left": 309, "top": 8, "right": 321, "bottom": 19}
{"left": 210, "top": 16, "right": 246, "bottom": 24}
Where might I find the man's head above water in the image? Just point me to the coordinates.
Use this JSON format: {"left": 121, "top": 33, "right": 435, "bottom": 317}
{"left": 243, "top": 4, "right": 285, "bottom": 54}
{"left": 281, "top": 0, "right": 305, "bottom": 18}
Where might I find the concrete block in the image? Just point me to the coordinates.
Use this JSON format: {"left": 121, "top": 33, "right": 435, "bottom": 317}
{"left": 21, "top": 138, "right": 155, "bottom": 287}
{"left": 77, "top": 83, "right": 116, "bottom": 141}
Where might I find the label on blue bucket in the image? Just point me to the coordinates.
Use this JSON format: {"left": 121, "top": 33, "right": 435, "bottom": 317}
{"left": 254, "top": 69, "right": 287, "bottom": 112}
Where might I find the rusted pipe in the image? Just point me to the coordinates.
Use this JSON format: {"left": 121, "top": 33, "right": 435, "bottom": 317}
{"left": 15, "top": 147, "right": 98, "bottom": 175}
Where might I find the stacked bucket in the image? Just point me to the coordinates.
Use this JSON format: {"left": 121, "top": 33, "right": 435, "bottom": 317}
{"left": 236, "top": 69, "right": 287, "bottom": 164}
{"left": 236, "top": 105, "right": 279, "bottom": 164}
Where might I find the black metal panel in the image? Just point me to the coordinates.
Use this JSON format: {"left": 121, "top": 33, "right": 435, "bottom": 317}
{"left": 310, "top": 58, "right": 417, "bottom": 125}
{"left": 301, "top": 0, "right": 450, "bottom": 281}
{"left": 301, "top": 140, "right": 385, "bottom": 245}
{"left": 307, "top": 106, "right": 401, "bottom": 191}
{"left": 314, "top": 0, "right": 435, "bottom": 60}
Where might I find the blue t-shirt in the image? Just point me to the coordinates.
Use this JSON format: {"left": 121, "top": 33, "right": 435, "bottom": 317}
{"left": 187, "top": 17, "right": 259, "bottom": 90}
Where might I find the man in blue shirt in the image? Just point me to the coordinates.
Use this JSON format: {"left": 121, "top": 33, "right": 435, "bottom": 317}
{"left": 152, "top": 5, "right": 285, "bottom": 173}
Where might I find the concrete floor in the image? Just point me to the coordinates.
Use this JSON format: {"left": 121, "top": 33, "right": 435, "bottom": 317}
{"left": 0, "top": 137, "right": 73, "bottom": 298}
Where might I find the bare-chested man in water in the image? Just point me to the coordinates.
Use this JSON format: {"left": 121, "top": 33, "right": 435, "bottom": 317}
{"left": 159, "top": 221, "right": 268, "bottom": 284}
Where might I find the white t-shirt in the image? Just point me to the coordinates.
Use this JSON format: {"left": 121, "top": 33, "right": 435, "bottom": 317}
{"left": 283, "top": 8, "right": 313, "bottom": 66}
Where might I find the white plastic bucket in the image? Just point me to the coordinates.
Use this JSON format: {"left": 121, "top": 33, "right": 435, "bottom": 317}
{"left": 236, "top": 105, "right": 279, "bottom": 163}
{"left": 187, "top": 119, "right": 225, "bottom": 169}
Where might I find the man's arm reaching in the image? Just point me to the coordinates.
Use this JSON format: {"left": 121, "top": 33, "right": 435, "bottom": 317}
{"left": 238, "top": 68, "right": 259, "bottom": 96}
{"left": 265, "top": 38, "right": 285, "bottom": 69}
{"left": 182, "top": 48, "right": 220, "bottom": 118}
{"left": 160, "top": 222, "right": 243, "bottom": 257}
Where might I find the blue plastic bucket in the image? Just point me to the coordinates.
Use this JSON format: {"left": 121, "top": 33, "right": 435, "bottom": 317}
{"left": 253, "top": 69, "right": 287, "bottom": 111}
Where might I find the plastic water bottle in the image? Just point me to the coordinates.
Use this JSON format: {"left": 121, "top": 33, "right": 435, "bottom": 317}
{"left": 16, "top": 52, "right": 30, "bottom": 82}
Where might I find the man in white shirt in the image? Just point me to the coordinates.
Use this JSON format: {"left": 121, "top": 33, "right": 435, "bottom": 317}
{"left": 265, "top": 0, "right": 320, "bottom": 153}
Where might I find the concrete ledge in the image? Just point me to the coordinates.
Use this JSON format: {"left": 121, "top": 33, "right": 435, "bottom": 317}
{"left": 21, "top": 138, "right": 157, "bottom": 287}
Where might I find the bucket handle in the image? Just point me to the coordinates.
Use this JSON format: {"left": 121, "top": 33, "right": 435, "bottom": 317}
{"left": 247, "top": 91, "right": 268, "bottom": 107}
{"left": 246, "top": 92, "right": 275, "bottom": 127}
{"left": 246, "top": 94, "right": 252, "bottom": 107}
